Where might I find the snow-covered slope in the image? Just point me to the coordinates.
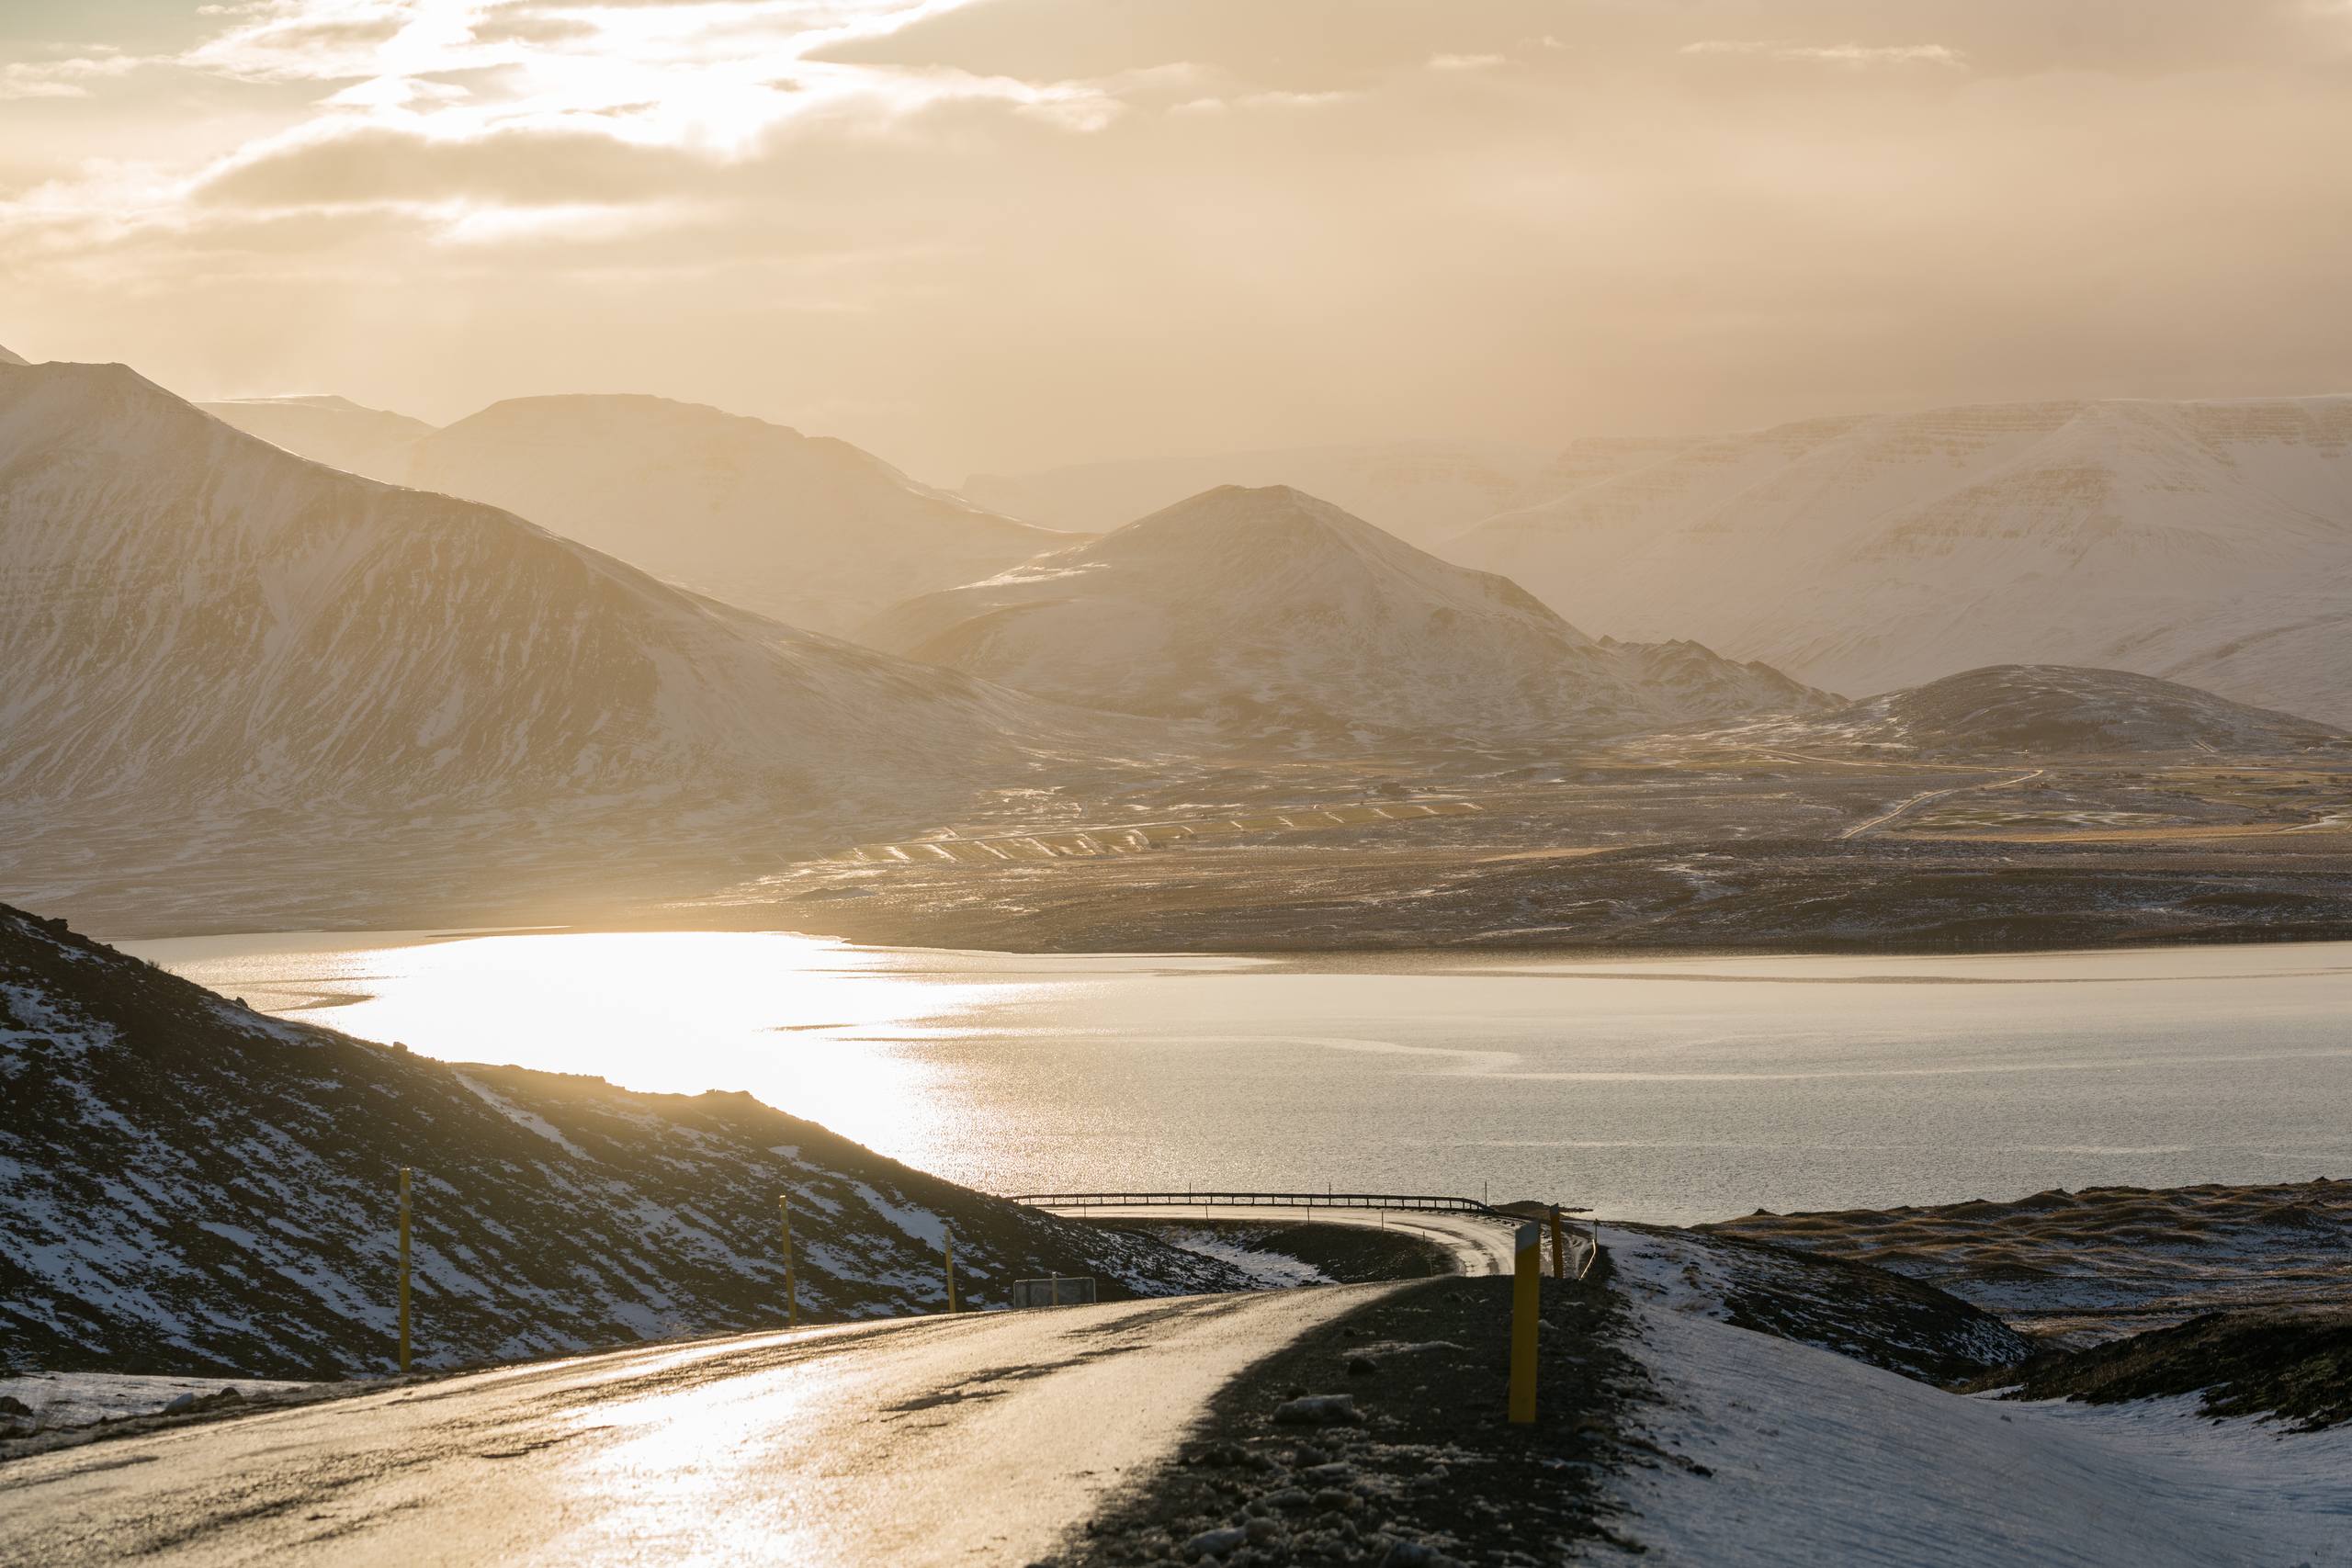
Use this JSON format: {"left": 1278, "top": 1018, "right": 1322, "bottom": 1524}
{"left": 199, "top": 393, "right": 436, "bottom": 481}
{"left": 1602, "top": 1253, "right": 2352, "bottom": 1567}
{"left": 384, "top": 394, "right": 1078, "bottom": 636}
{"left": 866, "top": 485, "right": 1831, "bottom": 745}
{"left": 0, "top": 904, "right": 1248, "bottom": 1378}
{"left": 1806, "top": 665, "right": 2347, "bottom": 758}
{"left": 1448, "top": 397, "right": 2352, "bottom": 725}
{"left": 963, "top": 439, "right": 1580, "bottom": 547}
{"left": 0, "top": 359, "right": 1057, "bottom": 817}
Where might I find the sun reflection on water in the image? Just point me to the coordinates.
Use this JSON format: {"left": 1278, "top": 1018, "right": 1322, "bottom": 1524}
{"left": 135, "top": 929, "right": 1031, "bottom": 1171}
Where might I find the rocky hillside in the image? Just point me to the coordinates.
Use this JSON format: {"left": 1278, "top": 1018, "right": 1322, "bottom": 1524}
{"left": 0, "top": 904, "right": 1247, "bottom": 1379}
{"left": 1705, "top": 1179, "right": 2352, "bottom": 1347}
{"left": 1449, "top": 397, "right": 2352, "bottom": 725}
{"left": 1806, "top": 665, "right": 2348, "bottom": 758}
{"left": 372, "top": 393, "right": 1076, "bottom": 637}
{"left": 865, "top": 485, "right": 1830, "bottom": 747}
{"left": 201, "top": 393, "right": 436, "bottom": 481}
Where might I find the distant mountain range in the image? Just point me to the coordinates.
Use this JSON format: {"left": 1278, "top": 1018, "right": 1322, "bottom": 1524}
{"left": 207, "top": 391, "right": 1076, "bottom": 637}
{"left": 4, "top": 360, "right": 1069, "bottom": 811}
{"left": 1448, "top": 398, "right": 2352, "bottom": 725}
{"left": 0, "top": 903, "right": 1242, "bottom": 1377}
{"left": 0, "top": 344, "right": 26, "bottom": 367}
{"left": 865, "top": 484, "right": 1833, "bottom": 745}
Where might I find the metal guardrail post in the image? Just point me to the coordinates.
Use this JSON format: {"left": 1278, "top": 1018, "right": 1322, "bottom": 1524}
{"left": 1510, "top": 1223, "right": 1539, "bottom": 1424}
{"left": 779, "top": 1194, "right": 798, "bottom": 1328}
{"left": 396, "top": 1167, "right": 413, "bottom": 1374}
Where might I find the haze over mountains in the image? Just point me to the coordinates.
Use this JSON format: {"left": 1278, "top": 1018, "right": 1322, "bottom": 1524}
{"left": 967, "top": 441, "right": 1560, "bottom": 547}
{"left": 1450, "top": 397, "right": 2352, "bottom": 725}
{"left": 865, "top": 485, "right": 1830, "bottom": 745}
{"left": 965, "top": 436, "right": 1706, "bottom": 547}
{"left": 207, "top": 375, "right": 2352, "bottom": 743}
{"left": 0, "top": 344, "right": 25, "bottom": 367}
{"left": 209, "top": 391, "right": 1076, "bottom": 637}
{"left": 201, "top": 394, "right": 435, "bottom": 487}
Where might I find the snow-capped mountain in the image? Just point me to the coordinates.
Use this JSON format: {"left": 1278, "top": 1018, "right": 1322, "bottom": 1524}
{"left": 367, "top": 394, "right": 1079, "bottom": 637}
{"left": 1818, "top": 665, "right": 2349, "bottom": 758}
{"left": 0, "top": 359, "right": 1062, "bottom": 817}
{"left": 0, "top": 904, "right": 1245, "bottom": 1378}
{"left": 200, "top": 393, "right": 436, "bottom": 482}
{"left": 965, "top": 438, "right": 1614, "bottom": 547}
{"left": 865, "top": 485, "right": 1831, "bottom": 745}
{"left": 1446, "top": 398, "right": 2352, "bottom": 725}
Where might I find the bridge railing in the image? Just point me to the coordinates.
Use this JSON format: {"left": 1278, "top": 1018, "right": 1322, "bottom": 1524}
{"left": 1003, "top": 1190, "right": 1513, "bottom": 1217}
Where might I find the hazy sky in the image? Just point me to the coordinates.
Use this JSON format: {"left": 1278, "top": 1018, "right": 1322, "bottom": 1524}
{"left": 4, "top": 1, "right": 2350, "bottom": 479}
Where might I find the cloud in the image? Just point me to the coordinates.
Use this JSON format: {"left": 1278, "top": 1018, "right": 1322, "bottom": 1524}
{"left": 0, "top": 53, "right": 146, "bottom": 100}
{"left": 6, "top": 0, "right": 2352, "bottom": 483}
{"left": 1682, "top": 39, "right": 1967, "bottom": 69}
{"left": 191, "top": 118, "right": 713, "bottom": 209}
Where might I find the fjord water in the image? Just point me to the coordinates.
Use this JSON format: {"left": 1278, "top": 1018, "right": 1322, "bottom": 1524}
{"left": 128, "top": 931, "right": 2352, "bottom": 1224}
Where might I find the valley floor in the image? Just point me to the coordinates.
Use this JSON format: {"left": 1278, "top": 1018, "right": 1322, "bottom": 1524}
{"left": 20, "top": 739, "right": 2352, "bottom": 954}
{"left": 693, "top": 741, "right": 2352, "bottom": 956}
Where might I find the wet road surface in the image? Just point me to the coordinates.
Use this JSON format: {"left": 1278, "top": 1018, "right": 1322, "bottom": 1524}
{"left": 3, "top": 1285, "right": 1404, "bottom": 1567}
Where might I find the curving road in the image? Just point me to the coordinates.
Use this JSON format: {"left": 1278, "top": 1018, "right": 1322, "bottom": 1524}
{"left": 2, "top": 1285, "right": 1421, "bottom": 1568}
{"left": 1839, "top": 768, "right": 2043, "bottom": 840}
{"left": 1042, "top": 1202, "right": 1523, "bottom": 1276}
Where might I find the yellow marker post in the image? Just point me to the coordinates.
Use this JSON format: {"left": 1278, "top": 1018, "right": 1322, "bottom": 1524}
{"left": 1549, "top": 1205, "right": 1567, "bottom": 1281}
{"left": 779, "top": 1194, "right": 798, "bottom": 1328}
{"left": 944, "top": 1230, "right": 958, "bottom": 1314}
{"left": 397, "top": 1167, "right": 413, "bottom": 1374}
{"left": 1509, "top": 1222, "right": 1540, "bottom": 1424}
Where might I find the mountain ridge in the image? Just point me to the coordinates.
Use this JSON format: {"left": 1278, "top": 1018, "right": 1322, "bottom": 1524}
{"left": 867, "top": 484, "right": 1833, "bottom": 745}
{"left": 387, "top": 392, "right": 1079, "bottom": 637}
{"left": 200, "top": 393, "right": 437, "bottom": 480}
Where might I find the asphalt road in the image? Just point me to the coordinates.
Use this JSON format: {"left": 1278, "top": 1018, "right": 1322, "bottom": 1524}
{"left": 3, "top": 1284, "right": 1417, "bottom": 1567}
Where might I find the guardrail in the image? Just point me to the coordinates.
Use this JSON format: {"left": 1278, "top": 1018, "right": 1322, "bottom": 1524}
{"left": 1004, "top": 1190, "right": 1517, "bottom": 1217}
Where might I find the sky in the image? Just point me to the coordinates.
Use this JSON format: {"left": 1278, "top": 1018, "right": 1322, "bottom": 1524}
{"left": 3, "top": 1, "right": 2350, "bottom": 481}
